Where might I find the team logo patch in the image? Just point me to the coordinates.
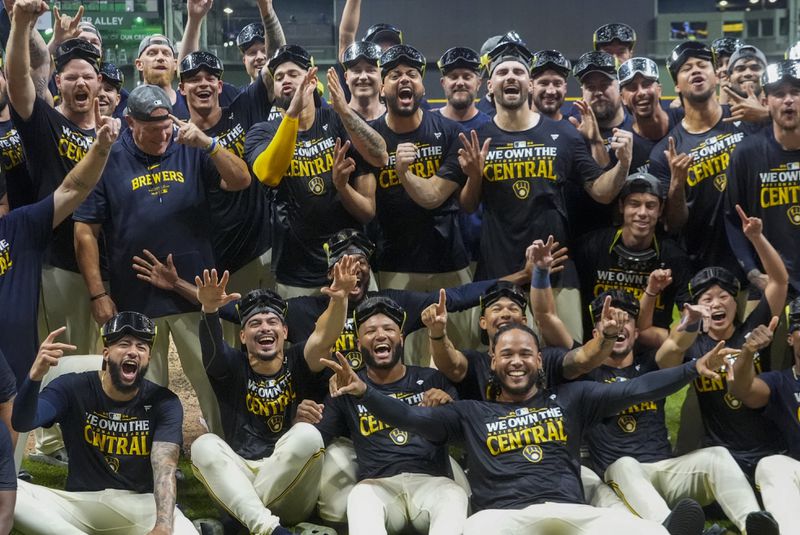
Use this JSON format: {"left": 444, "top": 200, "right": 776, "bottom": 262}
{"left": 268, "top": 414, "right": 284, "bottom": 433}
{"left": 346, "top": 351, "right": 363, "bottom": 370}
{"left": 105, "top": 456, "right": 120, "bottom": 473}
{"left": 389, "top": 428, "right": 408, "bottom": 446}
{"left": 522, "top": 444, "right": 543, "bottom": 463}
{"left": 512, "top": 180, "right": 530, "bottom": 200}
{"left": 713, "top": 174, "right": 727, "bottom": 192}
{"left": 724, "top": 392, "right": 742, "bottom": 410}
{"left": 788, "top": 206, "right": 800, "bottom": 226}
{"left": 308, "top": 176, "right": 325, "bottom": 195}
{"left": 618, "top": 415, "right": 637, "bottom": 433}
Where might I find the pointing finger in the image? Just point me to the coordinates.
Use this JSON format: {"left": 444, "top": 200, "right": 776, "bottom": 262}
{"left": 44, "top": 326, "right": 68, "bottom": 344}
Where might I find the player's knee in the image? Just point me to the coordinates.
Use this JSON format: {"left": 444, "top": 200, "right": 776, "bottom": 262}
{"left": 285, "top": 423, "right": 324, "bottom": 460}
{"left": 190, "top": 432, "right": 226, "bottom": 471}
{"left": 606, "top": 455, "right": 641, "bottom": 478}
{"left": 755, "top": 455, "right": 787, "bottom": 483}
{"left": 703, "top": 445, "right": 738, "bottom": 468}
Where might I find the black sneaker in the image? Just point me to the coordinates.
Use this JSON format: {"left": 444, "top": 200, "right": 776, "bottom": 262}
{"left": 746, "top": 511, "right": 779, "bottom": 535}
{"left": 663, "top": 498, "right": 705, "bottom": 535}
{"left": 17, "top": 469, "right": 32, "bottom": 482}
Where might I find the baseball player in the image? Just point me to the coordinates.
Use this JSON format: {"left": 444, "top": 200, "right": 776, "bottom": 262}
{"left": 593, "top": 22, "right": 636, "bottom": 63}
{"left": 11, "top": 312, "right": 195, "bottom": 534}
{"left": 729, "top": 298, "right": 800, "bottom": 535}
{"left": 189, "top": 257, "right": 357, "bottom": 534}
{"left": 322, "top": 321, "right": 742, "bottom": 535}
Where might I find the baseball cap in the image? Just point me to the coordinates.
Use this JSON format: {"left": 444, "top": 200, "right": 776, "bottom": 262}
{"left": 590, "top": 290, "right": 640, "bottom": 322}
{"left": 180, "top": 51, "right": 224, "bottom": 80}
{"left": 688, "top": 267, "right": 741, "bottom": 303}
{"left": 363, "top": 23, "right": 403, "bottom": 46}
{"left": 102, "top": 311, "right": 157, "bottom": 346}
{"left": 711, "top": 37, "right": 743, "bottom": 59}
{"left": 237, "top": 289, "right": 287, "bottom": 326}
{"left": 267, "top": 44, "right": 314, "bottom": 75}
{"left": 354, "top": 296, "right": 406, "bottom": 331}
{"left": 666, "top": 41, "right": 714, "bottom": 82}
{"left": 593, "top": 23, "right": 637, "bottom": 49}
{"left": 618, "top": 57, "right": 659, "bottom": 87}
{"left": 727, "top": 45, "right": 767, "bottom": 75}
{"left": 379, "top": 44, "right": 426, "bottom": 78}
{"left": 438, "top": 47, "right": 481, "bottom": 73}
{"left": 762, "top": 60, "right": 800, "bottom": 93}
{"left": 573, "top": 51, "right": 617, "bottom": 82}
{"left": 480, "top": 31, "right": 526, "bottom": 56}
{"left": 77, "top": 21, "right": 102, "bottom": 45}
{"left": 531, "top": 50, "right": 571, "bottom": 78}
{"left": 342, "top": 41, "right": 382, "bottom": 69}
{"left": 126, "top": 84, "right": 172, "bottom": 121}
{"left": 54, "top": 38, "right": 101, "bottom": 73}
{"left": 324, "top": 228, "right": 375, "bottom": 269}
{"left": 99, "top": 62, "right": 124, "bottom": 90}
{"left": 137, "top": 34, "right": 177, "bottom": 58}
{"left": 619, "top": 172, "right": 664, "bottom": 200}
{"left": 236, "top": 22, "right": 264, "bottom": 53}
{"left": 483, "top": 40, "right": 533, "bottom": 76}
{"left": 788, "top": 296, "right": 800, "bottom": 333}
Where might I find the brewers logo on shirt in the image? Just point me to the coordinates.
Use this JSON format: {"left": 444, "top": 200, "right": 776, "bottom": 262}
{"left": 288, "top": 137, "right": 336, "bottom": 180}
{"left": 356, "top": 391, "right": 424, "bottom": 442}
{"left": 484, "top": 406, "right": 566, "bottom": 458}
{"left": 685, "top": 133, "right": 744, "bottom": 189}
{"left": 0, "top": 239, "right": 12, "bottom": 276}
{"left": 130, "top": 165, "right": 186, "bottom": 196}
{"left": 378, "top": 144, "right": 443, "bottom": 189}
{"left": 757, "top": 162, "right": 800, "bottom": 224}
{"left": 483, "top": 141, "right": 557, "bottom": 184}
{"left": 245, "top": 372, "right": 296, "bottom": 432}
{"left": 83, "top": 411, "right": 151, "bottom": 457}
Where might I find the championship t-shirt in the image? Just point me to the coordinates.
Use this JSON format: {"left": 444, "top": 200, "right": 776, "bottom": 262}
{"left": 11, "top": 97, "right": 95, "bottom": 271}
{"left": 0, "top": 196, "right": 52, "bottom": 384}
{"left": 0, "top": 119, "right": 33, "bottom": 208}
{"left": 245, "top": 107, "right": 366, "bottom": 287}
{"left": 433, "top": 108, "right": 492, "bottom": 132}
{"left": 760, "top": 367, "right": 800, "bottom": 460}
{"left": 474, "top": 116, "right": 604, "bottom": 280}
{"left": 648, "top": 106, "right": 756, "bottom": 275}
{"left": 40, "top": 372, "right": 182, "bottom": 492}
{"left": 316, "top": 366, "right": 455, "bottom": 481}
{"left": 584, "top": 352, "right": 672, "bottom": 474}
{"left": 683, "top": 297, "right": 784, "bottom": 474}
{"left": 204, "top": 80, "right": 272, "bottom": 273}
{"left": 368, "top": 110, "right": 469, "bottom": 273}
{"left": 73, "top": 129, "right": 219, "bottom": 318}
{"left": 725, "top": 128, "right": 800, "bottom": 297}
{"left": 574, "top": 227, "right": 691, "bottom": 335}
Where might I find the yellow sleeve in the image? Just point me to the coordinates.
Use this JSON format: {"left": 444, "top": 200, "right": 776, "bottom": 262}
{"left": 252, "top": 115, "right": 299, "bottom": 187}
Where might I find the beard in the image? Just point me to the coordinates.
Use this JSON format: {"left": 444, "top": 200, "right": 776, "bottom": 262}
{"left": 533, "top": 93, "right": 562, "bottom": 115}
{"left": 684, "top": 86, "right": 715, "bottom": 105}
{"left": 499, "top": 369, "right": 539, "bottom": 396}
{"left": 363, "top": 342, "right": 404, "bottom": 370}
{"left": 447, "top": 89, "right": 476, "bottom": 111}
{"left": 107, "top": 359, "right": 149, "bottom": 395}
{"left": 274, "top": 92, "right": 294, "bottom": 110}
{"left": 591, "top": 100, "right": 619, "bottom": 124}
{"left": 384, "top": 91, "right": 422, "bottom": 117}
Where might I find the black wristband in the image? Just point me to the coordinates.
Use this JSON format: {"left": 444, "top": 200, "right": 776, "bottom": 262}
{"left": 90, "top": 291, "right": 108, "bottom": 301}
{"left": 429, "top": 333, "right": 446, "bottom": 341}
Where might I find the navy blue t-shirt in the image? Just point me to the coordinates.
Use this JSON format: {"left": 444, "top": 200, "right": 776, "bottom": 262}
{"left": 434, "top": 108, "right": 492, "bottom": 132}
{"left": 368, "top": 110, "right": 469, "bottom": 273}
{"left": 760, "top": 367, "right": 800, "bottom": 460}
{"left": 0, "top": 420, "right": 14, "bottom": 491}
{"left": 0, "top": 119, "right": 33, "bottom": 208}
{"left": 474, "top": 115, "right": 604, "bottom": 280}
{"left": 0, "top": 196, "right": 52, "bottom": 384}
{"left": 204, "top": 79, "right": 273, "bottom": 273}
{"left": 316, "top": 366, "right": 456, "bottom": 481}
{"left": 0, "top": 349, "right": 16, "bottom": 403}
{"left": 73, "top": 130, "right": 219, "bottom": 318}
{"left": 10, "top": 97, "right": 95, "bottom": 272}
{"left": 34, "top": 372, "right": 183, "bottom": 492}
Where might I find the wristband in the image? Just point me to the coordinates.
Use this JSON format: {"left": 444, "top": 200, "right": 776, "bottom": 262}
{"left": 204, "top": 137, "right": 220, "bottom": 156}
{"left": 429, "top": 333, "right": 446, "bottom": 341}
{"left": 644, "top": 289, "right": 658, "bottom": 297}
{"left": 532, "top": 266, "right": 551, "bottom": 289}
{"left": 90, "top": 291, "right": 108, "bottom": 301}
{"left": 683, "top": 321, "right": 700, "bottom": 333}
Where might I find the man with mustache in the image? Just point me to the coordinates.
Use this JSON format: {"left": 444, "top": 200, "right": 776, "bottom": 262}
{"left": 436, "top": 46, "right": 490, "bottom": 129}
{"left": 11, "top": 312, "right": 195, "bottom": 534}
{"left": 135, "top": 34, "right": 189, "bottom": 120}
{"left": 530, "top": 49, "right": 571, "bottom": 121}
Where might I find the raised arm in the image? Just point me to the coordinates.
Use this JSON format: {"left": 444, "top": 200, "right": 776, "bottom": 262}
{"left": 304, "top": 255, "right": 357, "bottom": 372}
{"left": 337, "top": 0, "right": 360, "bottom": 60}
{"left": 195, "top": 269, "right": 242, "bottom": 377}
{"left": 662, "top": 137, "right": 692, "bottom": 232}
{"left": 55, "top": 100, "right": 119, "bottom": 226}
{"left": 584, "top": 128, "right": 632, "bottom": 203}
{"left": 728, "top": 318, "right": 778, "bottom": 409}
{"left": 422, "top": 289, "right": 470, "bottom": 382}
{"left": 528, "top": 236, "right": 573, "bottom": 349}
{"left": 170, "top": 114, "right": 250, "bottom": 191}
{"left": 6, "top": 0, "right": 53, "bottom": 120}
{"left": 458, "top": 130, "right": 490, "bottom": 213}
{"left": 327, "top": 68, "right": 388, "bottom": 167}
{"left": 257, "top": 0, "right": 284, "bottom": 57}
{"left": 149, "top": 441, "right": 180, "bottom": 535}
{"left": 133, "top": 250, "right": 201, "bottom": 305}
{"left": 568, "top": 101, "right": 610, "bottom": 167}
{"left": 561, "top": 296, "right": 625, "bottom": 380}
{"left": 636, "top": 268, "right": 673, "bottom": 348}
{"left": 736, "top": 205, "right": 788, "bottom": 316}
{"left": 178, "top": 0, "right": 212, "bottom": 63}
{"left": 655, "top": 303, "right": 706, "bottom": 369}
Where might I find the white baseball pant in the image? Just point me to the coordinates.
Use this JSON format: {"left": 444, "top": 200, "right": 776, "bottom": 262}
{"left": 755, "top": 454, "right": 800, "bottom": 535}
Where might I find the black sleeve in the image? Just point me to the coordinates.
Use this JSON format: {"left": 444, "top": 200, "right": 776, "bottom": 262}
{"left": 199, "top": 312, "right": 241, "bottom": 379}
{"left": 11, "top": 377, "right": 60, "bottom": 432}
{"left": 360, "top": 386, "right": 463, "bottom": 443}
{"left": 0, "top": 8, "right": 9, "bottom": 52}
{"left": 425, "top": 370, "right": 459, "bottom": 400}
{"left": 314, "top": 394, "right": 350, "bottom": 446}
{"left": 0, "top": 350, "right": 16, "bottom": 404}
{"left": 578, "top": 360, "right": 699, "bottom": 423}
{"left": 436, "top": 123, "right": 467, "bottom": 185}
{"left": 391, "top": 280, "right": 495, "bottom": 334}
{"left": 569, "top": 133, "right": 604, "bottom": 185}
{"left": 244, "top": 120, "right": 280, "bottom": 168}
{"left": 724, "top": 150, "right": 759, "bottom": 274}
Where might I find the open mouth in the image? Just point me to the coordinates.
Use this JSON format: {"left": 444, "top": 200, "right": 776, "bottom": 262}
{"left": 710, "top": 311, "right": 726, "bottom": 322}
{"left": 373, "top": 342, "right": 391, "bottom": 358}
{"left": 74, "top": 92, "right": 90, "bottom": 104}
{"left": 397, "top": 86, "right": 414, "bottom": 106}
{"left": 257, "top": 333, "right": 276, "bottom": 350}
{"left": 121, "top": 359, "right": 138, "bottom": 382}
{"left": 503, "top": 85, "right": 521, "bottom": 97}
{"left": 690, "top": 75, "right": 705, "bottom": 87}
{"left": 196, "top": 90, "right": 213, "bottom": 100}
{"left": 507, "top": 369, "right": 527, "bottom": 379}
